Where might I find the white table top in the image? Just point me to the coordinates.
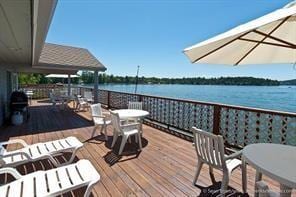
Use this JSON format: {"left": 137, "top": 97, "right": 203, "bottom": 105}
{"left": 243, "top": 143, "right": 296, "bottom": 188}
{"left": 112, "top": 109, "right": 149, "bottom": 119}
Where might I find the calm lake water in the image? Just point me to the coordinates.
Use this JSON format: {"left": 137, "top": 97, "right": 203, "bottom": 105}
{"left": 88, "top": 84, "right": 296, "bottom": 113}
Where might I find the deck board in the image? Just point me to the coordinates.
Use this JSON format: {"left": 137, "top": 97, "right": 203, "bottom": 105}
{"left": 0, "top": 100, "right": 295, "bottom": 197}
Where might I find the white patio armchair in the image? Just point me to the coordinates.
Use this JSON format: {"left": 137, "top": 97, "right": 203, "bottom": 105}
{"left": 90, "top": 103, "right": 111, "bottom": 140}
{"left": 128, "top": 101, "right": 143, "bottom": 110}
{"left": 0, "top": 136, "right": 83, "bottom": 168}
{"left": 110, "top": 111, "right": 142, "bottom": 155}
{"left": 0, "top": 159, "right": 100, "bottom": 197}
{"left": 127, "top": 101, "right": 144, "bottom": 128}
{"left": 49, "top": 92, "right": 61, "bottom": 107}
{"left": 76, "top": 96, "right": 89, "bottom": 111}
{"left": 191, "top": 127, "right": 247, "bottom": 196}
{"left": 84, "top": 91, "right": 94, "bottom": 103}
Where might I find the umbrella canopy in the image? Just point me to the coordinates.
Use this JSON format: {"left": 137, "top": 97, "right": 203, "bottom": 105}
{"left": 45, "top": 74, "right": 79, "bottom": 78}
{"left": 183, "top": 1, "right": 296, "bottom": 65}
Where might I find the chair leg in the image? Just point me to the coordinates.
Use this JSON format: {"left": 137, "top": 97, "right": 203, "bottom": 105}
{"left": 91, "top": 125, "right": 98, "bottom": 138}
{"left": 193, "top": 160, "right": 203, "bottom": 185}
{"left": 118, "top": 135, "right": 128, "bottom": 155}
{"left": 209, "top": 166, "right": 216, "bottom": 183}
{"left": 84, "top": 181, "right": 97, "bottom": 197}
{"left": 48, "top": 155, "right": 60, "bottom": 167}
{"left": 104, "top": 125, "right": 108, "bottom": 141}
{"left": 138, "top": 133, "right": 142, "bottom": 150}
{"left": 111, "top": 132, "right": 118, "bottom": 148}
{"left": 242, "top": 159, "right": 247, "bottom": 193}
{"left": 99, "top": 124, "right": 104, "bottom": 134}
{"left": 58, "top": 150, "right": 77, "bottom": 166}
{"left": 220, "top": 170, "right": 230, "bottom": 196}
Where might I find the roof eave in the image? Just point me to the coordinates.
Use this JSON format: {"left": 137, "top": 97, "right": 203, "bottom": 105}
{"left": 32, "top": 0, "right": 58, "bottom": 66}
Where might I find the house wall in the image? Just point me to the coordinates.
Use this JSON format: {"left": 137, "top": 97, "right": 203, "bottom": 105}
{"left": 0, "top": 70, "right": 12, "bottom": 126}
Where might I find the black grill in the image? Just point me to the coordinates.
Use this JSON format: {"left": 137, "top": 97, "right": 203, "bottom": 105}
{"left": 10, "top": 91, "right": 29, "bottom": 120}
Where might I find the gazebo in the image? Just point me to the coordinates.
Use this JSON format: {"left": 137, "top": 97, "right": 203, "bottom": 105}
{"left": 32, "top": 43, "right": 107, "bottom": 103}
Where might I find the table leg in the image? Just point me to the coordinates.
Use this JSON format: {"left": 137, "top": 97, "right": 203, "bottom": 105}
{"left": 254, "top": 170, "right": 262, "bottom": 197}
{"left": 139, "top": 119, "right": 144, "bottom": 138}
{"left": 242, "top": 158, "right": 247, "bottom": 193}
{"left": 280, "top": 184, "right": 292, "bottom": 197}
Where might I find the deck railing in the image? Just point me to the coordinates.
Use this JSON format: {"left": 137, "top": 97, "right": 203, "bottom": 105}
{"left": 21, "top": 84, "right": 296, "bottom": 148}
{"left": 20, "top": 84, "right": 66, "bottom": 99}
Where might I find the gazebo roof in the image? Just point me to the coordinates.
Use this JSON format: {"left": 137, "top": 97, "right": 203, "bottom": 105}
{"left": 33, "top": 43, "right": 107, "bottom": 72}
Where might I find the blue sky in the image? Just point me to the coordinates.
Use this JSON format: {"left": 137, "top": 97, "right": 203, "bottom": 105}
{"left": 46, "top": 0, "right": 295, "bottom": 80}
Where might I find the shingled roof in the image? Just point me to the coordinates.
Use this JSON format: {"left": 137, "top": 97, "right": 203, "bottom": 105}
{"left": 34, "top": 43, "right": 106, "bottom": 72}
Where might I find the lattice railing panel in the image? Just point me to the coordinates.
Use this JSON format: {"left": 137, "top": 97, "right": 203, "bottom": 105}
{"left": 98, "top": 90, "right": 108, "bottom": 105}
{"left": 141, "top": 96, "right": 213, "bottom": 133}
{"left": 220, "top": 108, "right": 296, "bottom": 147}
{"left": 109, "top": 92, "right": 139, "bottom": 109}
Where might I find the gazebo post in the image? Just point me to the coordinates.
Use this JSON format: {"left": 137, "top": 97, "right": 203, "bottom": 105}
{"left": 94, "top": 70, "right": 99, "bottom": 103}
{"left": 67, "top": 74, "right": 71, "bottom": 96}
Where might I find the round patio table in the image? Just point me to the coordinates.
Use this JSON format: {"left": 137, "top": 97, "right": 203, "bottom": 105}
{"left": 112, "top": 109, "right": 149, "bottom": 120}
{"left": 112, "top": 109, "right": 149, "bottom": 136}
{"left": 242, "top": 143, "right": 296, "bottom": 197}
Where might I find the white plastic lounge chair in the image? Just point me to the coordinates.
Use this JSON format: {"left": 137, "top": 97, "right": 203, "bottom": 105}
{"left": 90, "top": 103, "right": 111, "bottom": 140}
{"left": 256, "top": 181, "right": 279, "bottom": 197}
{"left": 110, "top": 111, "right": 142, "bottom": 155}
{"left": 128, "top": 101, "right": 143, "bottom": 110}
{"left": 0, "top": 159, "right": 100, "bottom": 197}
{"left": 0, "top": 136, "right": 83, "bottom": 168}
{"left": 192, "top": 127, "right": 246, "bottom": 196}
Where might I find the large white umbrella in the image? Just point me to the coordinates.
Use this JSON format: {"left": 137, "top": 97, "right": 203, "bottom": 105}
{"left": 183, "top": 1, "right": 296, "bottom": 65}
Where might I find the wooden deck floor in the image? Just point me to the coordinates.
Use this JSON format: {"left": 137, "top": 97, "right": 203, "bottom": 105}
{"left": 0, "top": 100, "right": 294, "bottom": 197}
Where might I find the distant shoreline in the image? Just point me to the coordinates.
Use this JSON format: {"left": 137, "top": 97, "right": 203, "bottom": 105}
{"left": 79, "top": 72, "right": 296, "bottom": 86}
{"left": 81, "top": 83, "right": 296, "bottom": 87}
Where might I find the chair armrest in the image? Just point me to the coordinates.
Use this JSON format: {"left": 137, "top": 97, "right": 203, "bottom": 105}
{"left": 92, "top": 115, "right": 106, "bottom": 118}
{"left": 0, "top": 167, "right": 22, "bottom": 179}
{"left": 0, "top": 139, "right": 28, "bottom": 147}
{"left": 2, "top": 151, "right": 31, "bottom": 159}
{"left": 225, "top": 150, "right": 242, "bottom": 160}
{"left": 102, "top": 111, "right": 110, "bottom": 116}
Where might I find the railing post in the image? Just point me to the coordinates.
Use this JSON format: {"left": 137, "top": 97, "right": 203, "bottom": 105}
{"left": 138, "top": 94, "right": 143, "bottom": 102}
{"left": 213, "top": 105, "right": 221, "bottom": 135}
{"left": 107, "top": 91, "right": 111, "bottom": 109}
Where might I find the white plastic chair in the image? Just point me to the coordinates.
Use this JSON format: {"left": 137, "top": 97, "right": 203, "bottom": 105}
{"left": 84, "top": 91, "right": 94, "bottom": 103}
{"left": 110, "top": 111, "right": 142, "bottom": 155}
{"left": 256, "top": 181, "right": 280, "bottom": 197}
{"left": 128, "top": 101, "right": 143, "bottom": 110}
{"left": 0, "top": 136, "right": 83, "bottom": 168}
{"left": 127, "top": 101, "right": 144, "bottom": 128}
{"left": 0, "top": 159, "right": 100, "bottom": 197}
{"left": 191, "top": 127, "right": 246, "bottom": 196}
{"left": 90, "top": 103, "right": 111, "bottom": 140}
{"left": 49, "top": 92, "right": 59, "bottom": 107}
{"left": 76, "top": 96, "right": 89, "bottom": 111}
